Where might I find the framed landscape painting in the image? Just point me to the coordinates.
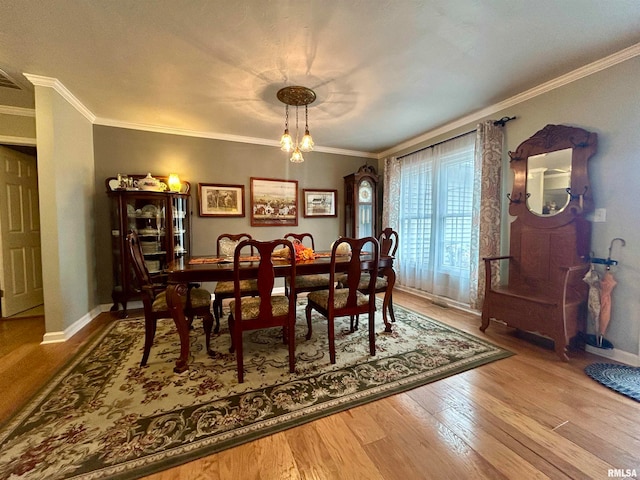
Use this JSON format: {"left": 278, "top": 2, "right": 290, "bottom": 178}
{"left": 198, "top": 183, "right": 245, "bottom": 217}
{"left": 250, "top": 177, "right": 298, "bottom": 226}
{"left": 303, "top": 189, "right": 337, "bottom": 217}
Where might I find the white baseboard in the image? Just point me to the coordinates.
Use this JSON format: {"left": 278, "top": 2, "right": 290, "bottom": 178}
{"left": 39, "top": 296, "right": 210, "bottom": 344}
{"left": 41, "top": 305, "right": 105, "bottom": 344}
{"left": 585, "top": 345, "right": 639, "bottom": 367}
{"left": 395, "top": 285, "right": 478, "bottom": 315}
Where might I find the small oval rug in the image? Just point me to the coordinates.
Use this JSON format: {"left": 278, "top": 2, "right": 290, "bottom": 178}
{"left": 584, "top": 363, "right": 640, "bottom": 402}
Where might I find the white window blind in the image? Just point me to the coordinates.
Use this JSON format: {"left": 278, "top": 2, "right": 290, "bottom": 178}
{"left": 398, "top": 132, "right": 475, "bottom": 303}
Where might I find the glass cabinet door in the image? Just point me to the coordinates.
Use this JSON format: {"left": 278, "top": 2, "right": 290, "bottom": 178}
{"left": 109, "top": 199, "right": 125, "bottom": 297}
{"left": 171, "top": 196, "right": 189, "bottom": 257}
{"left": 127, "top": 197, "right": 167, "bottom": 274}
{"left": 358, "top": 180, "right": 373, "bottom": 239}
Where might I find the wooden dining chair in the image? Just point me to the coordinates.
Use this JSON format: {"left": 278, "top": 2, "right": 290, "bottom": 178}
{"left": 228, "top": 239, "right": 297, "bottom": 383}
{"left": 127, "top": 231, "right": 214, "bottom": 366}
{"left": 283, "top": 232, "right": 331, "bottom": 301}
{"left": 305, "top": 236, "right": 380, "bottom": 364}
{"left": 212, "top": 233, "right": 259, "bottom": 332}
{"left": 337, "top": 228, "right": 398, "bottom": 322}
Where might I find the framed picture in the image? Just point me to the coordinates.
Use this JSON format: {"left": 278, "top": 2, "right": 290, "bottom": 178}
{"left": 303, "top": 189, "right": 338, "bottom": 217}
{"left": 250, "top": 177, "right": 298, "bottom": 226}
{"left": 197, "top": 183, "right": 245, "bottom": 217}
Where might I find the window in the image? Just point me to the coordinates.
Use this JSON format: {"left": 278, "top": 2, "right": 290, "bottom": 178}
{"left": 397, "top": 132, "right": 475, "bottom": 303}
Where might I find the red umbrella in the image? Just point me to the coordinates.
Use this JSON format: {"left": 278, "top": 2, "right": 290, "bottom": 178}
{"left": 596, "top": 237, "right": 626, "bottom": 346}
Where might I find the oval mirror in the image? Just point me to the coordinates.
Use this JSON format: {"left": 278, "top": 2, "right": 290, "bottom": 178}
{"left": 526, "top": 148, "right": 572, "bottom": 215}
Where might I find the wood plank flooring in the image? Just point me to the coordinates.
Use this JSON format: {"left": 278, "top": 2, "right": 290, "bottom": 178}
{"left": 1, "top": 290, "right": 638, "bottom": 479}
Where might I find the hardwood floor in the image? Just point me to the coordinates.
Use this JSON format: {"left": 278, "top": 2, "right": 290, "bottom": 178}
{"left": 1, "top": 290, "right": 638, "bottom": 479}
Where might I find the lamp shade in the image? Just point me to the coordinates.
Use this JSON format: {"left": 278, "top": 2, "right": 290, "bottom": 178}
{"left": 168, "top": 174, "right": 182, "bottom": 192}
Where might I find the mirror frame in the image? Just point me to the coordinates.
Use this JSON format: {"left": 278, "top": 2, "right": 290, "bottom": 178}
{"left": 508, "top": 124, "right": 597, "bottom": 228}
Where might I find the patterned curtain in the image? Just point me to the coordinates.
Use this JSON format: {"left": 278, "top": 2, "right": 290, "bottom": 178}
{"left": 469, "top": 121, "right": 504, "bottom": 310}
{"left": 382, "top": 156, "right": 400, "bottom": 232}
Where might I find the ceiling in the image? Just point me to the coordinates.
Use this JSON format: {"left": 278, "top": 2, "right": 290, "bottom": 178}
{"left": 1, "top": 1, "right": 639, "bottom": 156}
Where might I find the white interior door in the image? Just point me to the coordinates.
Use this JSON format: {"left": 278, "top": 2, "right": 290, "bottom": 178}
{"left": 0, "top": 145, "right": 43, "bottom": 317}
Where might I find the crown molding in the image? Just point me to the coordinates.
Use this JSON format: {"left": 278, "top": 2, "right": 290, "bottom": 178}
{"left": 23, "top": 73, "right": 96, "bottom": 123}
{"left": 0, "top": 105, "right": 35, "bottom": 117}
{"left": 0, "top": 135, "right": 37, "bottom": 146}
{"left": 315, "top": 145, "right": 377, "bottom": 159}
{"left": 19, "top": 42, "right": 639, "bottom": 160}
{"left": 94, "top": 117, "right": 376, "bottom": 159}
{"left": 379, "top": 42, "right": 640, "bottom": 159}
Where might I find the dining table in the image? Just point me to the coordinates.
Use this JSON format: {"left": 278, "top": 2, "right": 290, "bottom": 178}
{"left": 164, "top": 252, "right": 396, "bottom": 373}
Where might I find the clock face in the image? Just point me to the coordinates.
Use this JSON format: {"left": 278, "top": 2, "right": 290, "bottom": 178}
{"left": 359, "top": 181, "right": 372, "bottom": 203}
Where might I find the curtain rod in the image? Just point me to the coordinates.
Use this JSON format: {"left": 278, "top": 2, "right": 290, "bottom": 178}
{"left": 398, "top": 129, "right": 476, "bottom": 159}
{"left": 397, "top": 116, "right": 517, "bottom": 159}
{"left": 493, "top": 116, "right": 516, "bottom": 126}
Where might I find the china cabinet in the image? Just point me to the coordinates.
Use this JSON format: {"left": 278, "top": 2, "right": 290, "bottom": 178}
{"left": 106, "top": 175, "right": 191, "bottom": 315}
{"left": 344, "top": 164, "right": 379, "bottom": 239}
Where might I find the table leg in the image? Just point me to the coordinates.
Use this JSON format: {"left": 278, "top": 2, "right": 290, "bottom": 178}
{"left": 381, "top": 267, "right": 396, "bottom": 332}
{"left": 166, "top": 283, "right": 190, "bottom": 373}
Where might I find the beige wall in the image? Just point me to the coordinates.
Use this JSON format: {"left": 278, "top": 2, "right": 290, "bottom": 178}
{"left": 33, "top": 84, "right": 96, "bottom": 334}
{"left": 0, "top": 79, "right": 37, "bottom": 144}
{"left": 0, "top": 112, "right": 36, "bottom": 140}
{"left": 93, "top": 126, "right": 370, "bottom": 304}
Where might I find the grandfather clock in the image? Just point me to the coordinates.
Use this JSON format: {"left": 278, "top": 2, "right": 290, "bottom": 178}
{"left": 344, "top": 164, "right": 379, "bottom": 239}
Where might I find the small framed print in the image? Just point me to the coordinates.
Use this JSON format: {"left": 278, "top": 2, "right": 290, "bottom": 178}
{"left": 198, "top": 183, "right": 245, "bottom": 217}
{"left": 250, "top": 177, "right": 298, "bottom": 226}
{"left": 303, "top": 189, "right": 337, "bottom": 217}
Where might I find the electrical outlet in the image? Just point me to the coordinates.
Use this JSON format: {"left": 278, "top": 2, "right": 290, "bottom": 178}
{"left": 593, "top": 208, "right": 606, "bottom": 222}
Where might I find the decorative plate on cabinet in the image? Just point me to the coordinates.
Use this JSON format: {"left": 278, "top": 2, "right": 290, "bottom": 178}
{"left": 141, "top": 204, "right": 158, "bottom": 218}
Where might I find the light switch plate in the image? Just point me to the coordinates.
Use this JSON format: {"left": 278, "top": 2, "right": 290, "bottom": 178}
{"left": 593, "top": 208, "right": 606, "bottom": 222}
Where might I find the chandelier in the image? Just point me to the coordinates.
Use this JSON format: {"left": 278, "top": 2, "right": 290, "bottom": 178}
{"left": 277, "top": 86, "right": 315, "bottom": 163}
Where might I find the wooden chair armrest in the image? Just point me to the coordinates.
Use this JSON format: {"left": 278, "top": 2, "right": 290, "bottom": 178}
{"left": 483, "top": 256, "right": 513, "bottom": 292}
{"left": 141, "top": 284, "right": 164, "bottom": 299}
{"left": 483, "top": 255, "right": 513, "bottom": 262}
{"left": 560, "top": 263, "right": 590, "bottom": 330}
{"left": 559, "top": 263, "right": 590, "bottom": 290}
{"left": 559, "top": 264, "right": 590, "bottom": 272}
{"left": 151, "top": 272, "right": 169, "bottom": 284}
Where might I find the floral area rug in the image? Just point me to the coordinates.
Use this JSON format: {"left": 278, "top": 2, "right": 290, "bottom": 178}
{"left": 0, "top": 301, "right": 512, "bottom": 479}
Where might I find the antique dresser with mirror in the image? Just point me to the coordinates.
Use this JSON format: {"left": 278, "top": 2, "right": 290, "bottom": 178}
{"left": 481, "top": 124, "right": 597, "bottom": 360}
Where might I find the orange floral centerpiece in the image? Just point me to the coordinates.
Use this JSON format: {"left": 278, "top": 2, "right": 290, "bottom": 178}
{"left": 293, "top": 240, "right": 315, "bottom": 261}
